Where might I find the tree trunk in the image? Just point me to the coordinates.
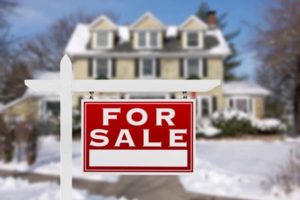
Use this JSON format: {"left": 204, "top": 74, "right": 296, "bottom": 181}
{"left": 293, "top": 57, "right": 300, "bottom": 136}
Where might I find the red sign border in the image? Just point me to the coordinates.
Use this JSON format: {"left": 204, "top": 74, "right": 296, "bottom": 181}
{"left": 81, "top": 99, "right": 195, "bottom": 174}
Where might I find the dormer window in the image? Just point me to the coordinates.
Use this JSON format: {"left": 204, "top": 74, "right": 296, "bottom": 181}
{"left": 89, "top": 15, "right": 117, "bottom": 49}
{"left": 150, "top": 32, "right": 159, "bottom": 48}
{"left": 137, "top": 31, "right": 160, "bottom": 49}
{"left": 96, "top": 31, "right": 109, "bottom": 48}
{"left": 187, "top": 32, "right": 199, "bottom": 47}
{"left": 138, "top": 32, "right": 147, "bottom": 48}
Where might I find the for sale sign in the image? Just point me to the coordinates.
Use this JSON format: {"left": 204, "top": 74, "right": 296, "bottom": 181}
{"left": 82, "top": 99, "right": 195, "bottom": 173}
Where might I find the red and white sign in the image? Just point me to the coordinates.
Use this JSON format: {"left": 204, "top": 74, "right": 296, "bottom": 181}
{"left": 82, "top": 99, "right": 195, "bottom": 173}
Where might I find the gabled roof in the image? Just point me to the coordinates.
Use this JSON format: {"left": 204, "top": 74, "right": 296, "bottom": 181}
{"left": 179, "top": 15, "right": 208, "bottom": 30}
{"left": 223, "top": 81, "right": 270, "bottom": 96}
{"left": 89, "top": 15, "right": 117, "bottom": 30}
{"left": 130, "top": 12, "right": 166, "bottom": 30}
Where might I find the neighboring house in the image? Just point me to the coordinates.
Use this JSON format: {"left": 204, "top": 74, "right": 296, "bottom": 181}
{"left": 0, "top": 11, "right": 270, "bottom": 122}
{"left": 0, "top": 71, "right": 59, "bottom": 122}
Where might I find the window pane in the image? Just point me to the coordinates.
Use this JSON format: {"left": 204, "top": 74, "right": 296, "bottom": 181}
{"left": 96, "top": 59, "right": 108, "bottom": 78}
{"left": 97, "top": 31, "right": 108, "bottom": 47}
{"left": 150, "top": 32, "right": 158, "bottom": 47}
{"left": 46, "top": 101, "right": 60, "bottom": 117}
{"left": 201, "top": 98, "right": 210, "bottom": 117}
{"left": 138, "top": 32, "right": 146, "bottom": 47}
{"left": 187, "top": 59, "right": 199, "bottom": 77}
{"left": 236, "top": 99, "right": 248, "bottom": 113}
{"left": 187, "top": 32, "right": 199, "bottom": 47}
{"left": 142, "top": 59, "right": 153, "bottom": 76}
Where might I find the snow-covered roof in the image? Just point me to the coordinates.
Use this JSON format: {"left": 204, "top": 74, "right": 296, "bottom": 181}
{"left": 223, "top": 81, "right": 270, "bottom": 96}
{"left": 206, "top": 29, "right": 231, "bottom": 55}
{"left": 65, "top": 23, "right": 231, "bottom": 56}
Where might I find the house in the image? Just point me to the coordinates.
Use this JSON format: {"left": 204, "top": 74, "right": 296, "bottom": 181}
{"left": 0, "top": 11, "right": 270, "bottom": 123}
{"left": 65, "top": 12, "right": 269, "bottom": 119}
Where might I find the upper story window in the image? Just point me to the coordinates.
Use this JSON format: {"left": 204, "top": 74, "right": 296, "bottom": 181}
{"left": 138, "top": 32, "right": 147, "bottom": 48}
{"left": 149, "top": 32, "right": 159, "bottom": 48}
{"left": 184, "top": 58, "right": 203, "bottom": 78}
{"left": 137, "top": 31, "right": 160, "bottom": 49}
{"left": 139, "top": 59, "right": 156, "bottom": 78}
{"left": 94, "top": 59, "right": 111, "bottom": 79}
{"left": 96, "top": 31, "right": 109, "bottom": 47}
{"left": 187, "top": 32, "right": 199, "bottom": 47}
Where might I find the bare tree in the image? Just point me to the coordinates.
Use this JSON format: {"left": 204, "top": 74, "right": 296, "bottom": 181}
{"left": 254, "top": 0, "right": 300, "bottom": 135}
{"left": 0, "top": 0, "right": 17, "bottom": 103}
{"left": 20, "top": 11, "right": 118, "bottom": 70}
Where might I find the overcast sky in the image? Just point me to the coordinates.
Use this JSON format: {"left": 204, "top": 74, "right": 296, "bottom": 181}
{"left": 8, "top": 0, "right": 272, "bottom": 79}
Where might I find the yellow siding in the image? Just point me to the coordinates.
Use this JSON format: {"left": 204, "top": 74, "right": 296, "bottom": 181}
{"left": 207, "top": 58, "right": 223, "bottom": 80}
{"left": 181, "top": 19, "right": 206, "bottom": 30}
{"left": 4, "top": 98, "right": 40, "bottom": 121}
{"left": 91, "top": 20, "right": 115, "bottom": 30}
{"left": 116, "top": 59, "right": 135, "bottom": 79}
{"left": 255, "top": 97, "right": 265, "bottom": 118}
{"left": 133, "top": 16, "right": 164, "bottom": 29}
{"left": 160, "top": 59, "right": 180, "bottom": 79}
{"left": 73, "top": 59, "right": 91, "bottom": 80}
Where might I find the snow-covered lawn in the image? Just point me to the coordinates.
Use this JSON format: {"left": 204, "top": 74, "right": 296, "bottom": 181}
{"left": 1, "top": 136, "right": 300, "bottom": 199}
{"left": 0, "top": 136, "right": 119, "bottom": 182}
{"left": 180, "top": 140, "right": 300, "bottom": 200}
{"left": 0, "top": 177, "right": 117, "bottom": 200}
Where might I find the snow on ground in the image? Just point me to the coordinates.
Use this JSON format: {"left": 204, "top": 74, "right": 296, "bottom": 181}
{"left": 1, "top": 136, "right": 300, "bottom": 199}
{"left": 0, "top": 177, "right": 117, "bottom": 200}
{"left": 0, "top": 136, "right": 119, "bottom": 182}
{"left": 180, "top": 140, "right": 300, "bottom": 200}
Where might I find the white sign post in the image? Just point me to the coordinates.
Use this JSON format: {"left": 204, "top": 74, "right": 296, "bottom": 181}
{"left": 25, "top": 55, "right": 221, "bottom": 199}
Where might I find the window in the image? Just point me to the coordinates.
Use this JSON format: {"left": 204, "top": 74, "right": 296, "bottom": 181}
{"left": 196, "top": 96, "right": 212, "bottom": 118}
{"left": 187, "top": 32, "right": 199, "bottom": 47}
{"left": 96, "top": 31, "right": 109, "bottom": 47}
{"left": 139, "top": 59, "right": 156, "bottom": 78}
{"left": 184, "top": 59, "right": 202, "bottom": 78}
{"left": 94, "top": 59, "right": 111, "bottom": 79}
{"left": 228, "top": 97, "right": 254, "bottom": 114}
{"left": 44, "top": 101, "right": 60, "bottom": 117}
{"left": 138, "top": 32, "right": 147, "bottom": 48}
{"left": 137, "top": 31, "right": 160, "bottom": 48}
{"left": 150, "top": 32, "right": 158, "bottom": 48}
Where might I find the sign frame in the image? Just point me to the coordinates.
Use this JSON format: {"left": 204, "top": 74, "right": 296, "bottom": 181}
{"left": 81, "top": 99, "right": 196, "bottom": 174}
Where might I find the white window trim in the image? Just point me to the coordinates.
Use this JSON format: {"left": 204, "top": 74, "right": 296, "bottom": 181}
{"left": 184, "top": 31, "right": 202, "bottom": 49}
{"left": 139, "top": 59, "right": 156, "bottom": 79}
{"left": 184, "top": 58, "right": 203, "bottom": 78}
{"left": 93, "top": 30, "right": 113, "bottom": 49}
{"left": 226, "top": 96, "right": 255, "bottom": 117}
{"left": 92, "top": 58, "right": 112, "bottom": 79}
{"left": 196, "top": 96, "right": 213, "bottom": 119}
{"left": 136, "top": 31, "right": 161, "bottom": 49}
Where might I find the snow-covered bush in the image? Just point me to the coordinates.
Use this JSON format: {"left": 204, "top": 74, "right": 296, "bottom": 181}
{"left": 210, "top": 109, "right": 286, "bottom": 136}
{"left": 197, "top": 119, "right": 220, "bottom": 137}
{"left": 253, "top": 119, "right": 286, "bottom": 134}
{"left": 211, "top": 110, "right": 256, "bottom": 136}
